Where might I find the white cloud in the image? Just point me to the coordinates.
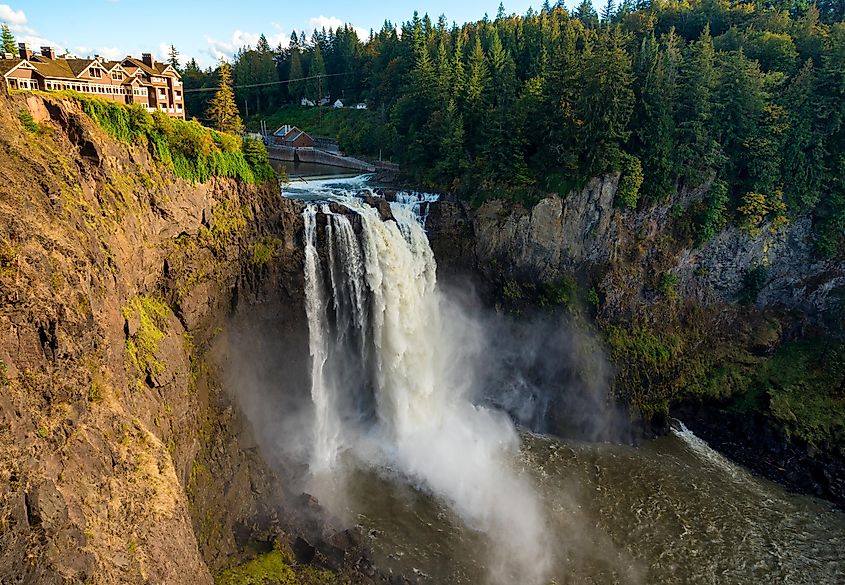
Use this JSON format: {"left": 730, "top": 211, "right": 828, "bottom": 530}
{"left": 202, "top": 27, "right": 289, "bottom": 66}
{"left": 308, "top": 15, "right": 368, "bottom": 40}
{"left": 0, "top": 4, "right": 26, "bottom": 26}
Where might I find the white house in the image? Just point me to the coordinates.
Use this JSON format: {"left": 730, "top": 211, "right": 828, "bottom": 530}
{"left": 354, "top": 102, "right": 367, "bottom": 110}
{"left": 333, "top": 99, "right": 344, "bottom": 109}
{"left": 300, "top": 97, "right": 315, "bottom": 107}
{"left": 318, "top": 96, "right": 331, "bottom": 106}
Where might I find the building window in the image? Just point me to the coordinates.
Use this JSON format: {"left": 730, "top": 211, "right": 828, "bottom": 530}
{"left": 175, "top": 90, "right": 181, "bottom": 99}
{"left": 111, "top": 72, "right": 122, "bottom": 80}
{"left": 90, "top": 68, "right": 102, "bottom": 78}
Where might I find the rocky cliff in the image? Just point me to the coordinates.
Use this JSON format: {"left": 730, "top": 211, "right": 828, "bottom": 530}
{"left": 0, "top": 92, "right": 381, "bottom": 584}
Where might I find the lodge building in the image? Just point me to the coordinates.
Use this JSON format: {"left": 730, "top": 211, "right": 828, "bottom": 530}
{"left": 1, "top": 44, "right": 185, "bottom": 118}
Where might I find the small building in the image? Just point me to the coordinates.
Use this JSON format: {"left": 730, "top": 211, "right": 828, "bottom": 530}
{"left": 272, "top": 124, "right": 315, "bottom": 148}
{"left": 318, "top": 96, "right": 331, "bottom": 107}
{"left": 300, "top": 97, "right": 315, "bottom": 107}
{"left": 354, "top": 102, "right": 367, "bottom": 110}
{"left": 333, "top": 99, "right": 344, "bottom": 109}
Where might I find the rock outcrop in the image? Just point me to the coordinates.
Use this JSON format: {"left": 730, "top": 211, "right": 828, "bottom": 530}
{"left": 0, "top": 91, "right": 367, "bottom": 583}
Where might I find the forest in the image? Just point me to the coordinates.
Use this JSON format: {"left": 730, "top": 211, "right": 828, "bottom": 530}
{"left": 182, "top": 0, "right": 845, "bottom": 256}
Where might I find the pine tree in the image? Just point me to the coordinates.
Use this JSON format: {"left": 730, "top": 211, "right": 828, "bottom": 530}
{"left": 575, "top": 0, "right": 600, "bottom": 27}
{"left": 675, "top": 24, "right": 720, "bottom": 188}
{"left": 632, "top": 33, "right": 677, "bottom": 203}
{"left": 288, "top": 49, "right": 305, "bottom": 102}
{"left": 207, "top": 60, "right": 243, "bottom": 134}
{"left": 167, "top": 45, "right": 180, "bottom": 71}
{"left": 1, "top": 23, "right": 15, "bottom": 55}
{"left": 306, "top": 45, "right": 326, "bottom": 102}
{"left": 601, "top": 0, "right": 617, "bottom": 23}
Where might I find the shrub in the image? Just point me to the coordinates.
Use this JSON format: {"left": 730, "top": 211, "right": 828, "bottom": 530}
{"left": 17, "top": 109, "right": 40, "bottom": 133}
{"left": 71, "top": 94, "right": 275, "bottom": 184}
{"left": 738, "top": 265, "right": 769, "bottom": 305}
{"left": 658, "top": 272, "right": 679, "bottom": 300}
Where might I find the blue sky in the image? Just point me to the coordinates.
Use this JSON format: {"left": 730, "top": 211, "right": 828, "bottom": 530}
{"left": 5, "top": 1, "right": 596, "bottom": 67}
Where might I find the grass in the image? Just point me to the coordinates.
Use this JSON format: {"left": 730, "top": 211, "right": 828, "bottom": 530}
{"left": 56, "top": 92, "right": 276, "bottom": 184}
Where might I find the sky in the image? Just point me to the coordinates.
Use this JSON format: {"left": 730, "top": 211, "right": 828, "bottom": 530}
{"left": 5, "top": 1, "right": 597, "bottom": 68}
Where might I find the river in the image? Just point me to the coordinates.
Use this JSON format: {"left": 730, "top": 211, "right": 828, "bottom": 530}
{"left": 332, "top": 426, "right": 845, "bottom": 584}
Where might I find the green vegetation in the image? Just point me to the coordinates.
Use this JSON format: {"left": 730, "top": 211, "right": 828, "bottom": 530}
{"left": 68, "top": 93, "right": 273, "bottom": 184}
{"left": 761, "top": 340, "right": 845, "bottom": 448}
{"left": 215, "top": 548, "right": 337, "bottom": 585}
{"left": 122, "top": 295, "right": 170, "bottom": 382}
{"left": 183, "top": 2, "right": 845, "bottom": 256}
{"left": 1, "top": 23, "right": 15, "bottom": 54}
{"left": 251, "top": 236, "right": 282, "bottom": 266}
{"left": 738, "top": 265, "right": 769, "bottom": 305}
{"left": 206, "top": 60, "right": 244, "bottom": 134}
{"left": 658, "top": 272, "right": 679, "bottom": 300}
{"left": 17, "top": 109, "right": 40, "bottom": 133}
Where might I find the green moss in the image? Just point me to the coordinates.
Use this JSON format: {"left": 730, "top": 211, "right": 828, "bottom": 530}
{"left": 122, "top": 295, "right": 170, "bottom": 382}
{"left": 251, "top": 236, "right": 282, "bottom": 266}
{"left": 87, "top": 381, "right": 103, "bottom": 402}
{"left": 215, "top": 549, "right": 338, "bottom": 585}
{"left": 0, "top": 360, "right": 8, "bottom": 387}
{"left": 216, "top": 550, "right": 297, "bottom": 585}
{"left": 756, "top": 340, "right": 845, "bottom": 448}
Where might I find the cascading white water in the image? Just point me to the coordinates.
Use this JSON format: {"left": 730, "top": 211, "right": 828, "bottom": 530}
{"left": 299, "top": 186, "right": 551, "bottom": 584}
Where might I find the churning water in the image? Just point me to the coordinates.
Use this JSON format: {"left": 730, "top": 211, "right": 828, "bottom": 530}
{"left": 289, "top": 177, "right": 845, "bottom": 585}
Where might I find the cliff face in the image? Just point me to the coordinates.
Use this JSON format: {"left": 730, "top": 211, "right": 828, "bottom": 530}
{"left": 435, "top": 175, "right": 843, "bottom": 319}
{"left": 426, "top": 176, "right": 845, "bottom": 503}
{"left": 0, "top": 92, "right": 316, "bottom": 583}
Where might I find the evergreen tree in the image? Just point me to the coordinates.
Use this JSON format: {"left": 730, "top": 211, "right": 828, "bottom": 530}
{"left": 167, "top": 45, "right": 180, "bottom": 71}
{"left": 601, "top": 0, "right": 617, "bottom": 23}
{"left": 675, "top": 25, "right": 720, "bottom": 188}
{"left": 575, "top": 0, "right": 600, "bottom": 27}
{"left": 632, "top": 32, "right": 677, "bottom": 203}
{"left": 288, "top": 49, "right": 305, "bottom": 102}
{"left": 1, "top": 23, "right": 15, "bottom": 55}
{"left": 306, "top": 44, "right": 326, "bottom": 102}
{"left": 207, "top": 60, "right": 243, "bottom": 134}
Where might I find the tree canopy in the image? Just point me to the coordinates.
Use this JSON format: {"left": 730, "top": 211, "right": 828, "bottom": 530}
{"left": 184, "top": 2, "right": 845, "bottom": 256}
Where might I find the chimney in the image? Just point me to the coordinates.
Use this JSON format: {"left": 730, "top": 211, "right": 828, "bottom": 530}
{"left": 18, "top": 43, "right": 31, "bottom": 60}
{"left": 40, "top": 46, "right": 56, "bottom": 60}
{"left": 141, "top": 53, "right": 154, "bottom": 67}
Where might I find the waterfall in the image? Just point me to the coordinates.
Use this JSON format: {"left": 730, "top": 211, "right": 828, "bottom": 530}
{"left": 299, "top": 187, "right": 551, "bottom": 584}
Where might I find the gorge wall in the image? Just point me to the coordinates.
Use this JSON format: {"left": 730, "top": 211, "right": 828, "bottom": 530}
{"left": 0, "top": 92, "right": 380, "bottom": 584}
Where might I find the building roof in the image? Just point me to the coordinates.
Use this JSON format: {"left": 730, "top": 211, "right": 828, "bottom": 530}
{"left": 0, "top": 59, "right": 22, "bottom": 76}
{"left": 65, "top": 58, "right": 97, "bottom": 77}
{"left": 30, "top": 58, "right": 76, "bottom": 79}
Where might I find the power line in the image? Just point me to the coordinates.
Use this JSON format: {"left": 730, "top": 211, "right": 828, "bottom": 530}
{"left": 183, "top": 72, "right": 352, "bottom": 93}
